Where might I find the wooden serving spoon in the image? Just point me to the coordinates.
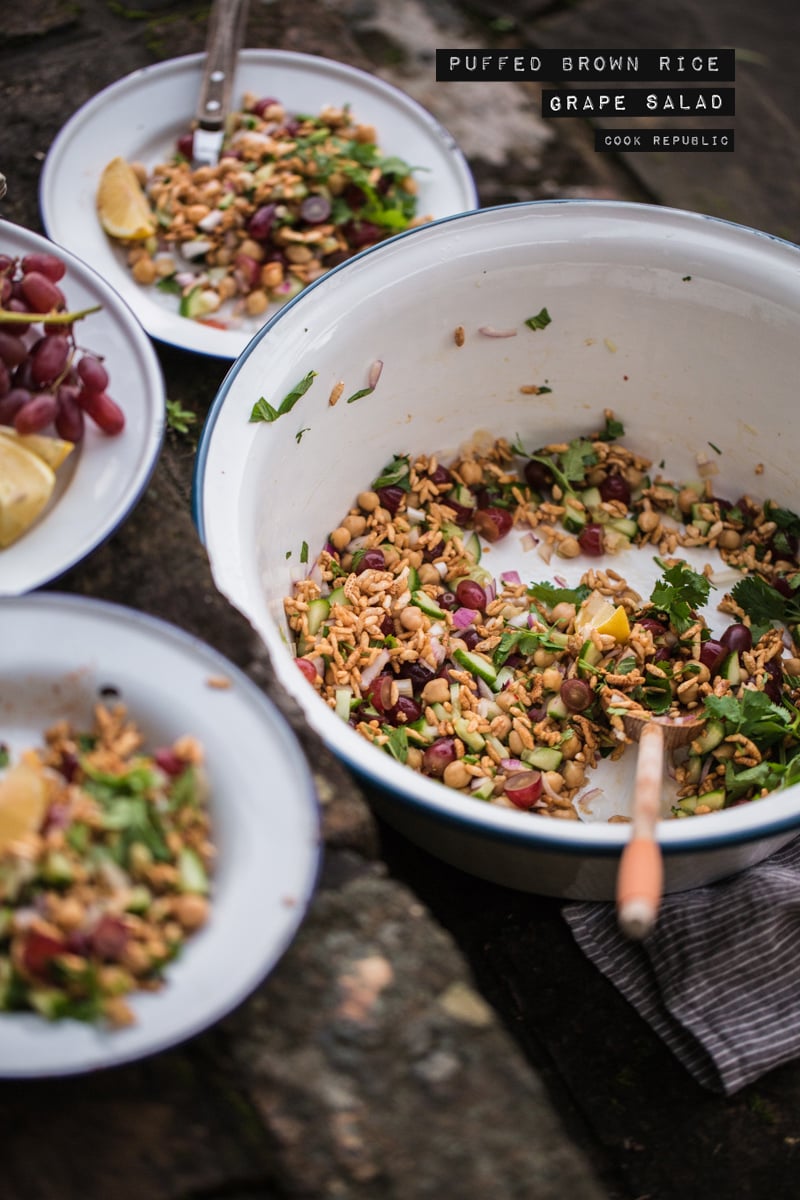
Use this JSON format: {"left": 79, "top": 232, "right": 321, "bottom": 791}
{"left": 607, "top": 698, "right": 705, "bottom": 939}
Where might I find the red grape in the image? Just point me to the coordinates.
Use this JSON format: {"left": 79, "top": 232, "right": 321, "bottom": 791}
{"left": 720, "top": 623, "right": 753, "bottom": 655}
{"left": 15, "top": 392, "right": 57, "bottom": 434}
{"left": 19, "top": 271, "right": 64, "bottom": 314}
{"left": 21, "top": 252, "right": 66, "bottom": 282}
{"left": 560, "top": 678, "right": 593, "bottom": 712}
{"left": 247, "top": 204, "right": 277, "bottom": 241}
{"left": 31, "top": 335, "right": 70, "bottom": 386}
{"left": 354, "top": 548, "right": 386, "bottom": 574}
{"left": 76, "top": 354, "right": 109, "bottom": 394}
{"left": 504, "top": 770, "right": 543, "bottom": 809}
{"left": 0, "top": 331, "right": 28, "bottom": 368}
{"left": 0, "top": 360, "right": 8, "bottom": 398}
{"left": 699, "top": 639, "right": 727, "bottom": 674}
{"left": 455, "top": 579, "right": 486, "bottom": 611}
{"left": 0, "top": 387, "right": 31, "bottom": 424}
{"left": 294, "top": 658, "right": 318, "bottom": 684}
{"left": 422, "top": 737, "right": 457, "bottom": 777}
{"left": 578, "top": 523, "right": 605, "bottom": 556}
{"left": 599, "top": 472, "right": 631, "bottom": 506}
{"left": 474, "top": 506, "right": 513, "bottom": 542}
{"left": 55, "top": 384, "right": 85, "bottom": 442}
{"left": 78, "top": 389, "right": 125, "bottom": 435}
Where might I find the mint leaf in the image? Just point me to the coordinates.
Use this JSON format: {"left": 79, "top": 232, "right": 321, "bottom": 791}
{"left": 250, "top": 371, "right": 317, "bottom": 423}
{"left": 373, "top": 454, "right": 411, "bottom": 491}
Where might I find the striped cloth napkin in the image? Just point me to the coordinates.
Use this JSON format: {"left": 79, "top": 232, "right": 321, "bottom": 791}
{"left": 563, "top": 836, "right": 800, "bottom": 1095}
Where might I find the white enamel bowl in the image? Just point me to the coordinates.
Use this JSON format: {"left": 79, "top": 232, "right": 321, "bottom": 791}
{"left": 40, "top": 49, "right": 477, "bottom": 359}
{"left": 195, "top": 200, "right": 800, "bottom": 899}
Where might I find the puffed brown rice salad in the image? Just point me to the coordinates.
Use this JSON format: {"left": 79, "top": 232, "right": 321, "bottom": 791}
{"left": 0, "top": 705, "right": 213, "bottom": 1026}
{"left": 285, "top": 413, "right": 800, "bottom": 821}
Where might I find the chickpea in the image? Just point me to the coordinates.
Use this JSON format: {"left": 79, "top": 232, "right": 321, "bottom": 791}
{"left": 50, "top": 896, "right": 85, "bottom": 931}
{"left": 329, "top": 525, "right": 352, "bottom": 551}
{"left": 717, "top": 528, "right": 742, "bottom": 550}
{"left": 172, "top": 893, "right": 210, "bottom": 931}
{"left": 285, "top": 244, "right": 314, "bottom": 264}
{"left": 358, "top": 490, "right": 380, "bottom": 512}
{"left": 533, "top": 648, "right": 556, "bottom": 668}
{"left": 560, "top": 732, "right": 581, "bottom": 759}
{"left": 638, "top": 509, "right": 660, "bottom": 533}
{"left": 417, "top": 563, "right": 441, "bottom": 586}
{"left": 342, "top": 513, "right": 367, "bottom": 538}
{"left": 489, "top": 714, "right": 512, "bottom": 740}
{"left": 562, "top": 760, "right": 586, "bottom": 789}
{"left": 541, "top": 667, "right": 563, "bottom": 692}
{"left": 400, "top": 606, "right": 424, "bottom": 632}
{"left": 459, "top": 460, "right": 483, "bottom": 486}
{"left": 261, "top": 261, "right": 284, "bottom": 290}
{"left": 557, "top": 537, "right": 581, "bottom": 559}
{"left": 238, "top": 238, "right": 265, "bottom": 261}
{"left": 422, "top": 677, "right": 449, "bottom": 705}
{"left": 550, "top": 602, "right": 576, "bottom": 625}
{"left": 131, "top": 257, "right": 157, "bottom": 285}
{"left": 443, "top": 760, "right": 472, "bottom": 790}
{"left": 784, "top": 657, "right": 800, "bottom": 676}
{"left": 406, "top": 747, "right": 423, "bottom": 770}
{"left": 245, "top": 289, "right": 269, "bottom": 316}
{"left": 507, "top": 730, "right": 524, "bottom": 757}
{"left": 543, "top": 770, "right": 564, "bottom": 794}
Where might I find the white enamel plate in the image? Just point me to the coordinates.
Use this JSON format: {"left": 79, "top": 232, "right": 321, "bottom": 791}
{"left": 0, "top": 219, "right": 164, "bottom": 596}
{"left": 40, "top": 50, "right": 478, "bottom": 359}
{"left": 0, "top": 594, "right": 320, "bottom": 1076}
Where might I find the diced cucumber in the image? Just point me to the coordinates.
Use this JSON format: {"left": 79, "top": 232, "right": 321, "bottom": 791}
{"left": 328, "top": 585, "right": 348, "bottom": 607}
{"left": 546, "top": 693, "right": 569, "bottom": 720}
{"left": 690, "top": 718, "right": 725, "bottom": 755}
{"left": 697, "top": 788, "right": 726, "bottom": 811}
{"left": 452, "top": 646, "right": 498, "bottom": 687}
{"left": 690, "top": 519, "right": 710, "bottom": 536}
{"left": 471, "top": 778, "right": 495, "bottom": 801}
{"left": 411, "top": 589, "right": 446, "bottom": 619}
{"left": 179, "top": 284, "right": 217, "bottom": 319}
{"left": 464, "top": 531, "right": 482, "bottom": 563}
{"left": 493, "top": 665, "right": 516, "bottom": 693}
{"left": 547, "top": 628, "right": 570, "bottom": 648}
{"left": 29, "top": 988, "right": 70, "bottom": 1021}
{"left": 581, "top": 486, "right": 602, "bottom": 509}
{"left": 677, "top": 794, "right": 698, "bottom": 814}
{"left": 335, "top": 686, "right": 354, "bottom": 722}
{"left": 178, "top": 846, "right": 209, "bottom": 894}
{"left": 450, "top": 484, "right": 477, "bottom": 508}
{"left": 608, "top": 517, "right": 638, "bottom": 540}
{"left": 577, "top": 638, "right": 603, "bottom": 677}
{"left": 307, "top": 597, "right": 330, "bottom": 635}
{"left": 453, "top": 717, "right": 486, "bottom": 752}
{"left": 406, "top": 566, "right": 420, "bottom": 593}
{"left": 691, "top": 501, "right": 716, "bottom": 524}
{"left": 522, "top": 746, "right": 563, "bottom": 771}
{"left": 450, "top": 682, "right": 462, "bottom": 718}
{"left": 431, "top": 702, "right": 449, "bottom": 722}
{"left": 40, "top": 851, "right": 74, "bottom": 884}
{"left": 562, "top": 506, "right": 587, "bottom": 535}
{"left": 683, "top": 755, "right": 703, "bottom": 785}
{"left": 125, "top": 885, "right": 153, "bottom": 914}
{"left": 722, "top": 652, "right": 742, "bottom": 686}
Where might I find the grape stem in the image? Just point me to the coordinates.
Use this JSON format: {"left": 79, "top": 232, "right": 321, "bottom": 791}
{"left": 0, "top": 304, "right": 102, "bottom": 325}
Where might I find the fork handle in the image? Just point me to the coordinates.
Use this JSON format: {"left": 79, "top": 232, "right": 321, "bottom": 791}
{"left": 616, "top": 721, "right": 665, "bottom": 939}
{"left": 195, "top": 0, "right": 250, "bottom": 131}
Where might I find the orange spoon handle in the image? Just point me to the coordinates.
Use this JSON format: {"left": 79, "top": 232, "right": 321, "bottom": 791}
{"left": 616, "top": 721, "right": 665, "bottom": 939}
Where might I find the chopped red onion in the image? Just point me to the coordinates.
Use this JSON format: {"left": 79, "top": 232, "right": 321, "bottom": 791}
{"left": 452, "top": 607, "right": 476, "bottom": 629}
{"left": 478, "top": 326, "right": 518, "bottom": 338}
{"left": 520, "top": 531, "right": 538, "bottom": 552}
{"left": 368, "top": 359, "right": 384, "bottom": 389}
{"left": 360, "top": 649, "right": 390, "bottom": 688}
{"left": 500, "top": 570, "right": 522, "bottom": 585}
{"left": 476, "top": 676, "right": 495, "bottom": 701}
{"left": 500, "top": 758, "right": 525, "bottom": 772}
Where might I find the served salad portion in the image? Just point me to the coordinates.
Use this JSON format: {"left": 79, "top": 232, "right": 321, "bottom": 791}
{"left": 0, "top": 705, "right": 213, "bottom": 1026}
{"left": 97, "top": 93, "right": 428, "bottom": 327}
{"left": 284, "top": 413, "right": 800, "bottom": 820}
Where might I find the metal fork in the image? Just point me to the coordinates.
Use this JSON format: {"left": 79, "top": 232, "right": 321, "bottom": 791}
{"left": 192, "top": 0, "right": 250, "bottom": 167}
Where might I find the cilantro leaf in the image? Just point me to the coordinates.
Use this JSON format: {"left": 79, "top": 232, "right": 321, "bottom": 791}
{"left": 560, "top": 437, "right": 598, "bottom": 484}
{"left": 528, "top": 581, "right": 591, "bottom": 608}
{"left": 525, "top": 307, "right": 551, "bottom": 331}
{"left": 649, "top": 560, "right": 713, "bottom": 634}
{"left": 730, "top": 575, "right": 786, "bottom": 637}
{"left": 704, "top": 689, "right": 799, "bottom": 747}
{"left": 598, "top": 414, "right": 625, "bottom": 442}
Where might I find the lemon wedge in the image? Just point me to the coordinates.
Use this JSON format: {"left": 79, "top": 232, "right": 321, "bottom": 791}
{"left": 0, "top": 436, "right": 56, "bottom": 548}
{"left": 0, "top": 426, "right": 74, "bottom": 471}
{"left": 0, "top": 762, "right": 48, "bottom": 855}
{"left": 575, "top": 590, "right": 631, "bottom": 643}
{"left": 97, "top": 156, "right": 156, "bottom": 240}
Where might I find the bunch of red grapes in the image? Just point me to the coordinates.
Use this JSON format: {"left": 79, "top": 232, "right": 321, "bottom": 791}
{"left": 0, "top": 250, "right": 125, "bottom": 441}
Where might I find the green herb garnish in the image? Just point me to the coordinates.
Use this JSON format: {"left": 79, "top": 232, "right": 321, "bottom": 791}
{"left": 525, "top": 307, "right": 552, "bottom": 331}
{"left": 649, "top": 560, "right": 713, "bottom": 634}
{"left": 250, "top": 370, "right": 317, "bottom": 423}
{"left": 165, "top": 399, "right": 197, "bottom": 434}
